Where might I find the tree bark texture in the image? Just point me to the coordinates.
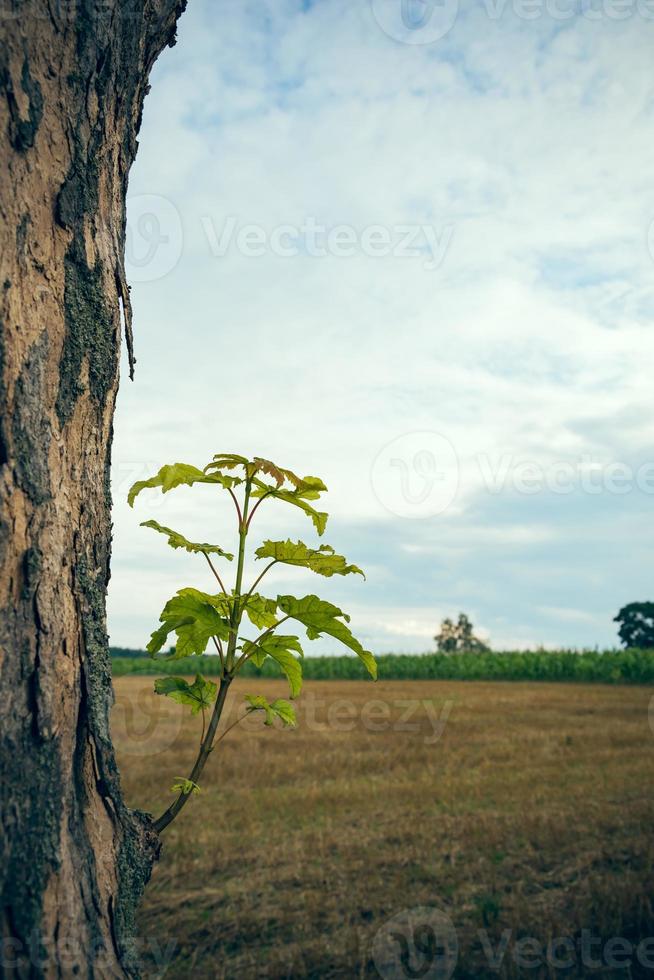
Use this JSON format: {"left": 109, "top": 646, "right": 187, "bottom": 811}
{"left": 0, "top": 2, "right": 187, "bottom": 975}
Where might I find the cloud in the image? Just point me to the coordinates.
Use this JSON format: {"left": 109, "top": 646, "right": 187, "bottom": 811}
{"left": 108, "top": 0, "right": 654, "bottom": 652}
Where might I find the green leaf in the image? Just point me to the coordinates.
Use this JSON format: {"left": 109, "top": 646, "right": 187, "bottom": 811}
{"left": 206, "top": 455, "right": 308, "bottom": 487}
{"left": 265, "top": 648, "right": 303, "bottom": 698}
{"left": 277, "top": 594, "right": 377, "bottom": 680}
{"left": 140, "top": 519, "right": 234, "bottom": 559}
{"left": 249, "top": 457, "right": 311, "bottom": 488}
{"left": 255, "top": 539, "right": 364, "bottom": 578}
{"left": 148, "top": 588, "right": 231, "bottom": 658}
{"left": 171, "top": 777, "right": 201, "bottom": 795}
{"left": 267, "top": 699, "right": 298, "bottom": 727}
{"left": 202, "top": 455, "right": 328, "bottom": 530}
{"left": 205, "top": 453, "right": 250, "bottom": 472}
{"left": 251, "top": 475, "right": 328, "bottom": 535}
{"left": 242, "top": 633, "right": 304, "bottom": 667}
{"left": 205, "top": 454, "right": 301, "bottom": 488}
{"left": 242, "top": 593, "right": 278, "bottom": 630}
{"left": 128, "top": 462, "right": 240, "bottom": 507}
{"left": 206, "top": 454, "right": 318, "bottom": 489}
{"left": 146, "top": 617, "right": 195, "bottom": 656}
{"left": 155, "top": 674, "right": 217, "bottom": 715}
{"left": 242, "top": 634, "right": 305, "bottom": 697}
{"left": 244, "top": 694, "right": 297, "bottom": 728}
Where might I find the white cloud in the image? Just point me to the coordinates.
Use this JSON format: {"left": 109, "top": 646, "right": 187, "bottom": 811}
{"left": 108, "top": 0, "right": 654, "bottom": 651}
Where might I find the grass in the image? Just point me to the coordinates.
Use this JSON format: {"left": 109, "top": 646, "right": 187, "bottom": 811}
{"left": 113, "top": 677, "right": 654, "bottom": 978}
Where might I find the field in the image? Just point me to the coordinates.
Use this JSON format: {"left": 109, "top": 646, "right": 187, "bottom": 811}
{"left": 110, "top": 647, "right": 654, "bottom": 684}
{"left": 113, "top": 677, "right": 654, "bottom": 979}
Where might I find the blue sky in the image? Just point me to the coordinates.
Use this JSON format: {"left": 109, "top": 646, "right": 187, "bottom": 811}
{"left": 108, "top": 0, "right": 654, "bottom": 653}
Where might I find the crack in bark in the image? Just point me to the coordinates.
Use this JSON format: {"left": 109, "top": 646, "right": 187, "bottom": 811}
{"left": 0, "top": 53, "right": 44, "bottom": 152}
{"left": 1, "top": 1, "right": 189, "bottom": 975}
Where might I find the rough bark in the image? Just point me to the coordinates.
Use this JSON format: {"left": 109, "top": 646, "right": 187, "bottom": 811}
{"left": 0, "top": 2, "right": 187, "bottom": 976}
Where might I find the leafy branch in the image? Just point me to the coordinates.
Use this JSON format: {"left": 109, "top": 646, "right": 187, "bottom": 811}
{"left": 128, "top": 453, "right": 376, "bottom": 833}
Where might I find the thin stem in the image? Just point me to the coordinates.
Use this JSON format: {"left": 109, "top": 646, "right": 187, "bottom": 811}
{"left": 203, "top": 552, "right": 227, "bottom": 594}
{"left": 211, "top": 635, "right": 225, "bottom": 670}
{"left": 228, "top": 487, "right": 242, "bottom": 527}
{"left": 213, "top": 712, "right": 246, "bottom": 746}
{"left": 153, "top": 674, "right": 233, "bottom": 834}
{"left": 226, "top": 482, "right": 251, "bottom": 672}
{"left": 241, "top": 560, "right": 278, "bottom": 607}
{"left": 154, "top": 482, "right": 253, "bottom": 835}
{"left": 254, "top": 614, "right": 291, "bottom": 646}
{"left": 246, "top": 491, "right": 272, "bottom": 530}
{"left": 200, "top": 706, "right": 206, "bottom": 746}
{"left": 232, "top": 650, "right": 251, "bottom": 673}
{"left": 232, "top": 614, "right": 292, "bottom": 673}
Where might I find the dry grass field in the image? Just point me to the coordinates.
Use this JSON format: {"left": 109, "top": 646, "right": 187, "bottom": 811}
{"left": 112, "top": 677, "right": 654, "bottom": 979}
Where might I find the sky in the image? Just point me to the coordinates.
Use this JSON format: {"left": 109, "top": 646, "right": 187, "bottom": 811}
{"left": 108, "top": 0, "right": 654, "bottom": 654}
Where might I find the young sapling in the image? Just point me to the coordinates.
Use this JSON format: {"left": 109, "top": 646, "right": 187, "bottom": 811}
{"left": 128, "top": 454, "right": 377, "bottom": 832}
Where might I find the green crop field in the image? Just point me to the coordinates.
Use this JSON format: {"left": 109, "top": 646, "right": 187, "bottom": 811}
{"left": 111, "top": 647, "right": 654, "bottom": 684}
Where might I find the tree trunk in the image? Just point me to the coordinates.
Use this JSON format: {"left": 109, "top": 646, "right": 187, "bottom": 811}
{"left": 0, "top": 2, "right": 187, "bottom": 975}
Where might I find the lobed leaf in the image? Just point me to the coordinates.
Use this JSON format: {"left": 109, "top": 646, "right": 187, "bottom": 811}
{"left": 206, "top": 454, "right": 325, "bottom": 494}
{"left": 244, "top": 694, "right": 297, "bottom": 728}
{"left": 155, "top": 674, "right": 217, "bottom": 715}
{"left": 171, "top": 777, "right": 201, "bottom": 795}
{"left": 242, "top": 634, "right": 305, "bottom": 697}
{"left": 242, "top": 593, "right": 278, "bottom": 630}
{"left": 251, "top": 457, "right": 312, "bottom": 489}
{"left": 255, "top": 539, "right": 364, "bottom": 578}
{"left": 251, "top": 477, "right": 328, "bottom": 535}
{"left": 148, "top": 588, "right": 231, "bottom": 658}
{"left": 140, "top": 519, "right": 233, "bottom": 559}
{"left": 204, "top": 454, "right": 302, "bottom": 488}
{"left": 128, "top": 462, "right": 240, "bottom": 507}
{"left": 205, "top": 453, "right": 250, "bottom": 472}
{"left": 147, "top": 617, "right": 195, "bottom": 657}
{"left": 276, "top": 594, "right": 377, "bottom": 680}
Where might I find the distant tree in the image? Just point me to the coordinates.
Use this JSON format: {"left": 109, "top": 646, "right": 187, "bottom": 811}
{"left": 436, "top": 617, "right": 458, "bottom": 652}
{"left": 435, "top": 612, "right": 490, "bottom": 653}
{"left": 614, "top": 602, "right": 654, "bottom": 649}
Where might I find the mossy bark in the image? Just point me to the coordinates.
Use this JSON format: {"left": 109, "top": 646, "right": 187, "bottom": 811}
{"left": 0, "top": 2, "right": 187, "bottom": 976}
